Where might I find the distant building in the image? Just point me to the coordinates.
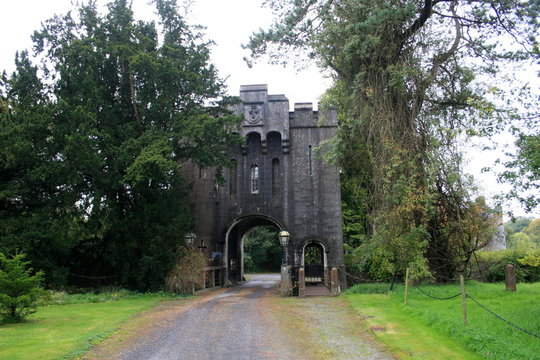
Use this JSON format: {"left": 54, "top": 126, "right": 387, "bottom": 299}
{"left": 477, "top": 197, "right": 507, "bottom": 251}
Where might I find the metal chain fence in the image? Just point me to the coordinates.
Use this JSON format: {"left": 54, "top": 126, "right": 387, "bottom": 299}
{"left": 348, "top": 271, "right": 540, "bottom": 340}
{"left": 466, "top": 293, "right": 540, "bottom": 340}
{"left": 413, "top": 286, "right": 461, "bottom": 300}
{"left": 411, "top": 283, "right": 540, "bottom": 340}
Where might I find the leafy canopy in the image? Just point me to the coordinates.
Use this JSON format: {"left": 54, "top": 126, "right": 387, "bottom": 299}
{"left": 0, "top": 0, "right": 241, "bottom": 290}
{"left": 245, "top": 0, "right": 539, "bottom": 281}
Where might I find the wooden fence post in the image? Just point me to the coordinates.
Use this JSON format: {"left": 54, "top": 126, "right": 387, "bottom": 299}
{"left": 404, "top": 267, "right": 410, "bottom": 305}
{"left": 460, "top": 274, "right": 467, "bottom": 326}
{"left": 298, "top": 268, "right": 306, "bottom": 297}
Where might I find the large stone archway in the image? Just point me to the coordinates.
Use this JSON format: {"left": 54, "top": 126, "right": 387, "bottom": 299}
{"left": 224, "top": 214, "right": 284, "bottom": 283}
{"left": 181, "top": 84, "right": 346, "bottom": 292}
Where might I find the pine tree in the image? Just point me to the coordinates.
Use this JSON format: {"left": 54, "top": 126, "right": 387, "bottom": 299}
{"left": 0, "top": 253, "right": 44, "bottom": 322}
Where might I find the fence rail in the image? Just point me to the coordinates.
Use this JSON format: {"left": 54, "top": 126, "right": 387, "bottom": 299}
{"left": 201, "top": 266, "right": 225, "bottom": 290}
{"left": 466, "top": 293, "right": 540, "bottom": 340}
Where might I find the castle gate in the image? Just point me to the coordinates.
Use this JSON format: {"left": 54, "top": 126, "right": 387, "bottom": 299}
{"left": 182, "top": 85, "right": 346, "bottom": 292}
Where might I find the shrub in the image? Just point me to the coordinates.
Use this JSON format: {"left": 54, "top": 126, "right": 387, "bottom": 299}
{"left": 165, "top": 247, "right": 209, "bottom": 294}
{"left": 0, "top": 253, "right": 45, "bottom": 322}
{"left": 471, "top": 249, "right": 540, "bottom": 282}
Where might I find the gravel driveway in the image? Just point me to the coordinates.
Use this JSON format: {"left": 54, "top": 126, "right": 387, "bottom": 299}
{"left": 86, "top": 274, "right": 393, "bottom": 360}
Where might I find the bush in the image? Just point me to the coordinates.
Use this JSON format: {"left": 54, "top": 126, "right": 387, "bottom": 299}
{"left": 471, "top": 249, "right": 540, "bottom": 282}
{"left": 0, "top": 253, "right": 45, "bottom": 322}
{"left": 165, "top": 247, "right": 209, "bottom": 294}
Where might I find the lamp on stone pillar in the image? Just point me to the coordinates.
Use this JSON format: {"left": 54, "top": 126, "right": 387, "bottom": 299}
{"left": 184, "top": 232, "right": 196, "bottom": 248}
{"left": 278, "top": 231, "right": 290, "bottom": 266}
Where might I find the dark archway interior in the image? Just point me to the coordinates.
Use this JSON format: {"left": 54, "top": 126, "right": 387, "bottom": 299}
{"left": 226, "top": 216, "right": 281, "bottom": 283}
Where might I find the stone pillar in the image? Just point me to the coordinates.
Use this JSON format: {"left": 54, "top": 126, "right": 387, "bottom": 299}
{"left": 331, "top": 267, "right": 340, "bottom": 295}
{"left": 280, "top": 265, "right": 292, "bottom": 296}
{"left": 298, "top": 268, "right": 306, "bottom": 297}
{"left": 324, "top": 267, "right": 330, "bottom": 288}
{"left": 505, "top": 264, "right": 517, "bottom": 292}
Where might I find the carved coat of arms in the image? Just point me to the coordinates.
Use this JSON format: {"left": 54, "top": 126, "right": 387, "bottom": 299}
{"left": 245, "top": 104, "right": 263, "bottom": 124}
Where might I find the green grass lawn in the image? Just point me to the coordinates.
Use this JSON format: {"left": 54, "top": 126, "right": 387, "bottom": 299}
{"left": 346, "top": 281, "right": 540, "bottom": 360}
{"left": 0, "top": 292, "right": 166, "bottom": 360}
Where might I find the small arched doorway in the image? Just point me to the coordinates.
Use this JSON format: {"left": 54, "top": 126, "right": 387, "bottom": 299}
{"left": 224, "top": 215, "right": 284, "bottom": 283}
{"left": 302, "top": 242, "right": 327, "bottom": 284}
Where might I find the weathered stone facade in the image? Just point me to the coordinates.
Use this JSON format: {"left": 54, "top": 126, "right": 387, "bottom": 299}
{"left": 182, "top": 85, "right": 346, "bottom": 290}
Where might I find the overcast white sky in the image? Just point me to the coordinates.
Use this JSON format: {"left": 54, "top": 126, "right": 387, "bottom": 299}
{"left": 0, "top": 0, "right": 537, "bottom": 218}
{"left": 0, "top": 0, "right": 331, "bottom": 108}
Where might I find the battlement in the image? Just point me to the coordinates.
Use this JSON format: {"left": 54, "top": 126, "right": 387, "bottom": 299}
{"left": 237, "top": 85, "right": 337, "bottom": 131}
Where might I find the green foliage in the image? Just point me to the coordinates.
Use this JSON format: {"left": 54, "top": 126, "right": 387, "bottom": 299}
{"left": 504, "top": 216, "right": 532, "bottom": 239}
{"left": 0, "top": 253, "right": 45, "bottom": 323}
{"left": 243, "top": 226, "right": 281, "bottom": 273}
{"left": 245, "top": 0, "right": 538, "bottom": 282}
{"left": 471, "top": 249, "right": 540, "bottom": 282}
{"left": 37, "top": 288, "right": 186, "bottom": 306}
{"left": 518, "top": 253, "right": 540, "bottom": 267}
{"left": 341, "top": 176, "right": 369, "bottom": 248}
{"left": 304, "top": 244, "right": 323, "bottom": 265}
{"left": 505, "top": 217, "right": 540, "bottom": 250}
{"left": 523, "top": 218, "right": 540, "bottom": 239}
{"left": 509, "top": 232, "right": 538, "bottom": 251}
{"left": 0, "top": 0, "right": 241, "bottom": 290}
{"left": 165, "top": 246, "right": 209, "bottom": 294}
{"left": 39, "top": 288, "right": 139, "bottom": 306}
{"left": 500, "top": 132, "right": 540, "bottom": 212}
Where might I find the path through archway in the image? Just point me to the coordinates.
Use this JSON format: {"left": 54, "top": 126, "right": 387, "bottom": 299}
{"left": 224, "top": 215, "right": 284, "bottom": 283}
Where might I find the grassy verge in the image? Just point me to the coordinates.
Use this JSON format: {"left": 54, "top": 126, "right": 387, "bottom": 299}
{"left": 346, "top": 281, "right": 540, "bottom": 360}
{"left": 0, "top": 291, "right": 179, "bottom": 360}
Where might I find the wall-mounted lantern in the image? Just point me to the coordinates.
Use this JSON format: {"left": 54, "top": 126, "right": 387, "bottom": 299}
{"left": 278, "top": 231, "right": 290, "bottom": 247}
{"left": 184, "top": 232, "right": 197, "bottom": 248}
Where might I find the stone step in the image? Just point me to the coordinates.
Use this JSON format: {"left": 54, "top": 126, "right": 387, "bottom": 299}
{"left": 305, "top": 285, "right": 332, "bottom": 296}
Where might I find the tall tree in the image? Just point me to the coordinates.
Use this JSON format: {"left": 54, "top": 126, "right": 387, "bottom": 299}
{"left": 245, "top": 0, "right": 539, "bottom": 281}
{"left": 0, "top": 0, "right": 241, "bottom": 290}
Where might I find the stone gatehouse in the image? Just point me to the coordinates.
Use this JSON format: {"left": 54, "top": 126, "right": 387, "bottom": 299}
{"left": 182, "top": 84, "right": 346, "bottom": 291}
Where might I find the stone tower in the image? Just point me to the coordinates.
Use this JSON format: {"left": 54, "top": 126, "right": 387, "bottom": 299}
{"left": 182, "top": 85, "right": 346, "bottom": 291}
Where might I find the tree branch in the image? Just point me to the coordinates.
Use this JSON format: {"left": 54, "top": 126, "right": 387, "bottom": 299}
{"left": 401, "top": 0, "right": 434, "bottom": 40}
{"left": 430, "top": 1, "right": 462, "bottom": 79}
{"left": 431, "top": 10, "right": 483, "bottom": 25}
{"left": 129, "top": 71, "right": 141, "bottom": 125}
